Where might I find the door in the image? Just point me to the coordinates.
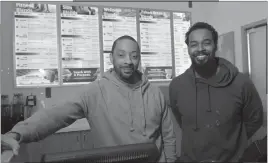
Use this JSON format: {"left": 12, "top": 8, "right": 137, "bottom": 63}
{"left": 247, "top": 24, "right": 267, "bottom": 114}
{"left": 246, "top": 24, "right": 267, "bottom": 143}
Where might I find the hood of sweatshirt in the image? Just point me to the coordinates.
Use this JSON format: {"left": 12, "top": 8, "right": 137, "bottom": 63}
{"left": 102, "top": 68, "right": 150, "bottom": 136}
{"left": 184, "top": 57, "right": 239, "bottom": 131}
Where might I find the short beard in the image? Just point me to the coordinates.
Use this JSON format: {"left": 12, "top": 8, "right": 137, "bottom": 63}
{"left": 192, "top": 57, "right": 212, "bottom": 69}
{"left": 192, "top": 57, "right": 218, "bottom": 78}
{"left": 114, "top": 67, "right": 140, "bottom": 84}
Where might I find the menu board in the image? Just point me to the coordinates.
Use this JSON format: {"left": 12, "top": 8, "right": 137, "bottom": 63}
{"left": 139, "top": 10, "right": 173, "bottom": 81}
{"left": 13, "top": 3, "right": 192, "bottom": 86}
{"left": 14, "top": 3, "right": 59, "bottom": 87}
{"left": 173, "top": 12, "right": 191, "bottom": 76}
{"left": 60, "top": 5, "right": 101, "bottom": 85}
{"left": 102, "top": 7, "right": 137, "bottom": 72}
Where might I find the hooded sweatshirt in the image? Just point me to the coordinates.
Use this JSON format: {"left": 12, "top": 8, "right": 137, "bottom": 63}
{"left": 169, "top": 57, "right": 263, "bottom": 162}
{"left": 10, "top": 69, "right": 177, "bottom": 162}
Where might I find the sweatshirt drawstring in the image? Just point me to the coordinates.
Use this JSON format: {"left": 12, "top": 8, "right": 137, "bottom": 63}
{"left": 207, "top": 86, "right": 212, "bottom": 112}
{"left": 128, "top": 92, "right": 135, "bottom": 132}
{"left": 128, "top": 86, "right": 146, "bottom": 136}
{"left": 99, "top": 79, "right": 136, "bottom": 132}
{"left": 193, "top": 76, "right": 199, "bottom": 131}
{"left": 193, "top": 72, "right": 212, "bottom": 131}
{"left": 141, "top": 86, "right": 147, "bottom": 136}
{"left": 100, "top": 69, "right": 148, "bottom": 136}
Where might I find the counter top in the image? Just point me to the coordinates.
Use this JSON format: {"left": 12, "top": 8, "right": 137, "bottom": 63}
{"left": 56, "top": 118, "right": 90, "bottom": 133}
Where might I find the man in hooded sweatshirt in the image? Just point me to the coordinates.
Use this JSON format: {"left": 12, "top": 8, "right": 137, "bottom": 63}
{"left": 169, "top": 22, "right": 263, "bottom": 162}
{"left": 2, "top": 35, "right": 177, "bottom": 162}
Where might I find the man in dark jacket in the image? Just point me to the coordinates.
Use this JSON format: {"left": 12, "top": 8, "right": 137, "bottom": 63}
{"left": 169, "top": 22, "right": 263, "bottom": 162}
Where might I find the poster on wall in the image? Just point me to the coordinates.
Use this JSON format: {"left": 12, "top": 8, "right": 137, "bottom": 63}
{"left": 62, "top": 68, "right": 99, "bottom": 84}
{"left": 102, "top": 7, "right": 137, "bottom": 72}
{"left": 139, "top": 10, "right": 173, "bottom": 81}
{"left": 14, "top": 3, "right": 59, "bottom": 87}
{"left": 216, "top": 31, "right": 235, "bottom": 64}
{"left": 60, "top": 5, "right": 101, "bottom": 85}
{"left": 173, "top": 12, "right": 191, "bottom": 76}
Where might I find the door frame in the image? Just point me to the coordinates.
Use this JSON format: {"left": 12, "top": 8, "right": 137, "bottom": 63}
{"left": 241, "top": 19, "right": 267, "bottom": 93}
{"left": 241, "top": 19, "right": 267, "bottom": 75}
{"left": 241, "top": 19, "right": 268, "bottom": 129}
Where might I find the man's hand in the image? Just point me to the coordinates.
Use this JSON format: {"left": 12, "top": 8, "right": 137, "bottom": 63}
{"left": 1, "top": 133, "right": 20, "bottom": 155}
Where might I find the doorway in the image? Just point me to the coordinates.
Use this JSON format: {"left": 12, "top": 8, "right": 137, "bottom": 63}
{"left": 241, "top": 19, "right": 267, "bottom": 142}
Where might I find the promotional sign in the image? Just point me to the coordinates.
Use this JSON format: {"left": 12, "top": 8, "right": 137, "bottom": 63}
{"left": 173, "top": 12, "right": 191, "bottom": 76}
{"left": 60, "top": 5, "right": 100, "bottom": 84}
{"left": 16, "top": 69, "right": 59, "bottom": 85}
{"left": 14, "top": 3, "right": 59, "bottom": 86}
{"left": 62, "top": 68, "right": 100, "bottom": 84}
{"left": 143, "top": 67, "right": 173, "bottom": 80}
{"left": 14, "top": 3, "right": 192, "bottom": 85}
{"left": 102, "top": 7, "right": 137, "bottom": 72}
{"left": 139, "top": 9, "right": 173, "bottom": 81}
